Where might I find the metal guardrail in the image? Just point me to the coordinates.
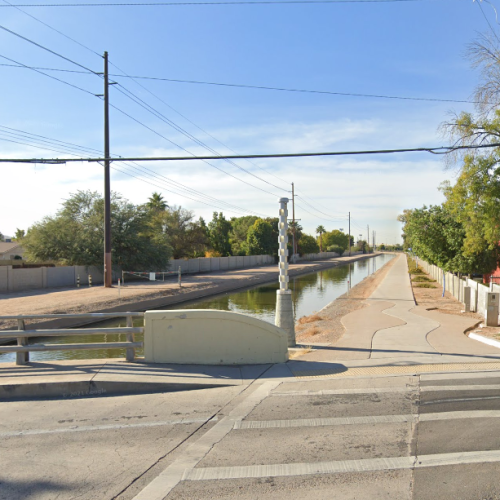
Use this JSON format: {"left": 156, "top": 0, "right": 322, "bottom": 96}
{"left": 0, "top": 312, "right": 144, "bottom": 365}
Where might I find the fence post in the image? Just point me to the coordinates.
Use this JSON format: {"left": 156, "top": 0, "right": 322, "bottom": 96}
{"left": 126, "top": 315, "right": 135, "bottom": 362}
{"left": 178, "top": 266, "right": 181, "bottom": 288}
{"left": 16, "top": 319, "right": 28, "bottom": 365}
{"left": 77, "top": 274, "right": 80, "bottom": 288}
{"left": 88, "top": 274, "right": 92, "bottom": 287}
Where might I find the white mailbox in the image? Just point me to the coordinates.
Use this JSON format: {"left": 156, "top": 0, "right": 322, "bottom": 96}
{"left": 485, "top": 292, "right": 499, "bottom": 326}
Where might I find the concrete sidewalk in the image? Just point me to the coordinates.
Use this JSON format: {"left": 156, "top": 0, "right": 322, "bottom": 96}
{"left": 2, "top": 254, "right": 500, "bottom": 400}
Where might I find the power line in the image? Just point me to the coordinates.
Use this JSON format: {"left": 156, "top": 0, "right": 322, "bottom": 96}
{"left": 109, "top": 75, "right": 477, "bottom": 105}
{"left": 107, "top": 61, "right": 291, "bottom": 186}
{"left": 0, "top": 124, "right": 270, "bottom": 216}
{"left": 1, "top": 0, "right": 102, "bottom": 57}
{"left": 0, "top": 0, "right": 432, "bottom": 7}
{"left": 112, "top": 83, "right": 286, "bottom": 192}
{"left": 109, "top": 101, "right": 281, "bottom": 197}
{"left": 0, "top": 23, "right": 100, "bottom": 75}
{"left": 3, "top": 141, "right": 498, "bottom": 163}
{"left": 0, "top": 62, "right": 476, "bottom": 105}
{"left": 0, "top": 19, "right": 286, "bottom": 197}
{"left": 0, "top": 53, "right": 97, "bottom": 96}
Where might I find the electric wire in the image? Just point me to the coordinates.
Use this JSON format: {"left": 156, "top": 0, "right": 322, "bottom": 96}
{"left": 113, "top": 83, "right": 286, "bottom": 193}
{"left": 0, "top": 53, "right": 97, "bottom": 96}
{"left": 1, "top": 0, "right": 102, "bottom": 57}
{"left": 109, "top": 98, "right": 282, "bottom": 198}
{"left": 0, "top": 0, "right": 432, "bottom": 7}
{"left": 6, "top": 140, "right": 497, "bottom": 163}
{"left": 0, "top": 22, "right": 283, "bottom": 201}
{"left": 0, "top": 5, "right": 289, "bottom": 191}
{"left": 107, "top": 61, "right": 291, "bottom": 186}
{"left": 0, "top": 23, "right": 101, "bottom": 75}
{"left": 0, "top": 63, "right": 477, "bottom": 105}
{"left": 0, "top": 125, "right": 269, "bottom": 216}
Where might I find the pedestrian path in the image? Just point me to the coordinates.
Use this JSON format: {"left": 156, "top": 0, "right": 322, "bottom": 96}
{"left": 298, "top": 254, "right": 500, "bottom": 368}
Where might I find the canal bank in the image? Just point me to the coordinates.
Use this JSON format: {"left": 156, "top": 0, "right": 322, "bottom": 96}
{"left": 0, "top": 253, "right": 380, "bottom": 334}
{"left": 0, "top": 253, "right": 395, "bottom": 363}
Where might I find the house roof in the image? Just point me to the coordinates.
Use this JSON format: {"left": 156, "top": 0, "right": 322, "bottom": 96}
{"left": 0, "top": 242, "right": 23, "bottom": 255}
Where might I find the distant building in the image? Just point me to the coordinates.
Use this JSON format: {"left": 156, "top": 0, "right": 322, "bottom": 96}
{"left": 0, "top": 242, "right": 25, "bottom": 260}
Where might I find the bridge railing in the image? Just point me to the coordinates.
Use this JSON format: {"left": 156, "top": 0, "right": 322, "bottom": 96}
{"left": 0, "top": 312, "right": 144, "bottom": 365}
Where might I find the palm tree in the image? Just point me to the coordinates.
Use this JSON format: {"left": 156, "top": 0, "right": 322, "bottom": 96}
{"left": 316, "top": 225, "right": 326, "bottom": 252}
{"left": 147, "top": 192, "right": 168, "bottom": 212}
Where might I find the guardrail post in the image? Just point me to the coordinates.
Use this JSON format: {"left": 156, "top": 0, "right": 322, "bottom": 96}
{"left": 126, "top": 316, "right": 135, "bottom": 362}
{"left": 16, "top": 319, "right": 29, "bottom": 365}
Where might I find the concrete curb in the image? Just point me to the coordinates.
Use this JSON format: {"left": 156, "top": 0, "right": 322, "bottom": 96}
{"left": 0, "top": 379, "right": 237, "bottom": 401}
{"left": 469, "top": 332, "right": 500, "bottom": 350}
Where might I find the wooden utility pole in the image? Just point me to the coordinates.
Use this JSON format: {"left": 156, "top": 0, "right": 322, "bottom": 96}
{"left": 291, "top": 182, "right": 296, "bottom": 262}
{"left": 103, "top": 51, "right": 112, "bottom": 288}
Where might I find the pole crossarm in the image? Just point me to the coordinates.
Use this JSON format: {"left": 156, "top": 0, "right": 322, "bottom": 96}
{"left": 2, "top": 142, "right": 500, "bottom": 164}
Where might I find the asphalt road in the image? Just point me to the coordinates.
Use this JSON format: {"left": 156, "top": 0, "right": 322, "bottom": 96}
{"left": 2, "top": 371, "right": 500, "bottom": 500}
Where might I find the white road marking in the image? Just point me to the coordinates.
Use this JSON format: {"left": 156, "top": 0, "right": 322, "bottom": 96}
{"left": 0, "top": 417, "right": 217, "bottom": 438}
{"left": 183, "top": 449, "right": 500, "bottom": 481}
{"left": 236, "top": 410, "right": 500, "bottom": 429}
{"left": 271, "top": 384, "right": 500, "bottom": 397}
{"left": 132, "top": 380, "right": 281, "bottom": 500}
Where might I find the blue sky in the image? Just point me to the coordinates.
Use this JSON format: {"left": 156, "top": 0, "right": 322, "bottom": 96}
{"left": 0, "top": 0, "right": 493, "bottom": 244}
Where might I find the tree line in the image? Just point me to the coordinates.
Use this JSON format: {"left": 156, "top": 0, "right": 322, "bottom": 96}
{"left": 399, "top": 35, "right": 500, "bottom": 275}
{"left": 11, "top": 191, "right": 359, "bottom": 270}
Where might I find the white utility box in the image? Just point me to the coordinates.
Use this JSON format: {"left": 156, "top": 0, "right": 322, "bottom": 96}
{"left": 485, "top": 292, "right": 499, "bottom": 326}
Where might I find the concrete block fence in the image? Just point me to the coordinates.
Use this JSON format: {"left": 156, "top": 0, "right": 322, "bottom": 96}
{"left": 418, "top": 259, "right": 497, "bottom": 319}
{"left": 0, "top": 249, "right": 355, "bottom": 294}
{"left": 0, "top": 265, "right": 121, "bottom": 294}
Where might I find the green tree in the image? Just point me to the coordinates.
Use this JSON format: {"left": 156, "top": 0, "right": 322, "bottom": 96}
{"left": 146, "top": 192, "right": 168, "bottom": 213}
{"left": 0, "top": 231, "right": 4, "bottom": 242}
{"left": 208, "top": 212, "right": 232, "bottom": 256}
{"left": 247, "top": 219, "right": 274, "bottom": 255}
{"left": 14, "top": 229, "right": 25, "bottom": 241}
{"left": 398, "top": 204, "right": 497, "bottom": 274}
{"left": 323, "top": 229, "right": 349, "bottom": 252}
{"left": 23, "top": 190, "right": 171, "bottom": 270}
{"left": 229, "top": 216, "right": 258, "bottom": 255}
{"left": 316, "top": 225, "right": 326, "bottom": 252}
{"left": 155, "top": 206, "right": 209, "bottom": 259}
{"left": 298, "top": 234, "right": 319, "bottom": 255}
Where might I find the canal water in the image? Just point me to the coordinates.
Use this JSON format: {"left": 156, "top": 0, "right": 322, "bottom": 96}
{"left": 0, "top": 254, "right": 394, "bottom": 363}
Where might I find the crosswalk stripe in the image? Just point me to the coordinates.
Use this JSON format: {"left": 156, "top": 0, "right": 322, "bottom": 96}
{"left": 235, "top": 410, "right": 500, "bottom": 429}
{"left": 183, "top": 450, "right": 500, "bottom": 481}
{"left": 271, "top": 384, "right": 500, "bottom": 397}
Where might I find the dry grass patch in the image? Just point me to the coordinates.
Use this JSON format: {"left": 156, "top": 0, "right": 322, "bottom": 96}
{"left": 414, "top": 283, "right": 437, "bottom": 288}
{"left": 289, "top": 346, "right": 313, "bottom": 359}
{"left": 300, "top": 325, "right": 322, "bottom": 337}
{"left": 297, "top": 314, "right": 323, "bottom": 325}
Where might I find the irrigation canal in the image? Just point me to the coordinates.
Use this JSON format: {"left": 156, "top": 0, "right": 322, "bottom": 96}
{"left": 0, "top": 253, "right": 394, "bottom": 363}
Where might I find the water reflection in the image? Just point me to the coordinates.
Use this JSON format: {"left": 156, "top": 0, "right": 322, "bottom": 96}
{"left": 0, "top": 254, "right": 394, "bottom": 362}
